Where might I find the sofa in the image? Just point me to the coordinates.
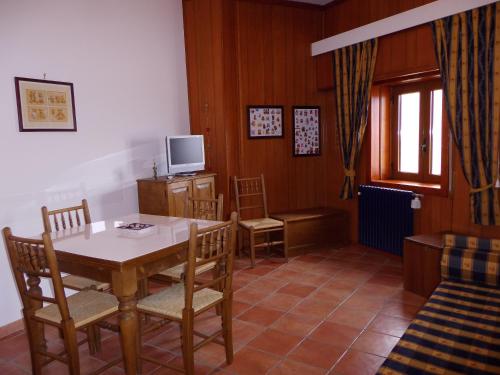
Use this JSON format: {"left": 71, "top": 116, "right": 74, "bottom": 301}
{"left": 378, "top": 234, "right": 500, "bottom": 375}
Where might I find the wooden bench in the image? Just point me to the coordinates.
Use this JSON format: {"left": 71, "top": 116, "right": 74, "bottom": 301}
{"left": 270, "top": 207, "right": 349, "bottom": 256}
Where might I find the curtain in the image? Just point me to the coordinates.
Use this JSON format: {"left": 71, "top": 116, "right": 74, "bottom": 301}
{"left": 333, "top": 39, "right": 378, "bottom": 200}
{"left": 432, "top": 3, "right": 500, "bottom": 225}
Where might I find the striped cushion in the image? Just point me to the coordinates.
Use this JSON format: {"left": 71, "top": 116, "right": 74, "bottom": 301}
{"left": 441, "top": 246, "right": 500, "bottom": 287}
{"left": 378, "top": 281, "right": 500, "bottom": 375}
{"left": 444, "top": 234, "right": 500, "bottom": 252}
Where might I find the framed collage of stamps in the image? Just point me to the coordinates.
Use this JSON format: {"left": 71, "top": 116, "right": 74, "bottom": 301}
{"left": 15, "top": 77, "right": 77, "bottom": 132}
{"left": 292, "top": 106, "right": 320, "bottom": 156}
{"left": 247, "top": 105, "right": 283, "bottom": 138}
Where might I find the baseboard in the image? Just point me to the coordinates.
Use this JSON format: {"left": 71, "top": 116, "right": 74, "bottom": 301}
{"left": 0, "top": 319, "right": 24, "bottom": 340}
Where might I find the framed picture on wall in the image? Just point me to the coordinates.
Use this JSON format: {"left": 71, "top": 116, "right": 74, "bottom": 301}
{"left": 247, "top": 105, "right": 284, "bottom": 138}
{"left": 15, "top": 77, "right": 77, "bottom": 132}
{"left": 292, "top": 106, "right": 321, "bottom": 156}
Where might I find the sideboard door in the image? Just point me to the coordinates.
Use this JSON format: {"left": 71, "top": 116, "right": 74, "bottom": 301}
{"left": 192, "top": 176, "right": 215, "bottom": 200}
{"left": 167, "top": 181, "right": 192, "bottom": 217}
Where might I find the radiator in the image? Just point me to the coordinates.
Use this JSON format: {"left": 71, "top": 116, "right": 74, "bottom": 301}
{"left": 358, "top": 185, "right": 414, "bottom": 255}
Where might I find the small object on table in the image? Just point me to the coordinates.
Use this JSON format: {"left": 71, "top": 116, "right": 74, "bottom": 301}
{"left": 152, "top": 161, "right": 158, "bottom": 180}
{"left": 117, "top": 223, "right": 154, "bottom": 230}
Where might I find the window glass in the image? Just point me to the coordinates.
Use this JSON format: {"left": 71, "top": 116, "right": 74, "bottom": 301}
{"left": 431, "top": 89, "right": 443, "bottom": 176}
{"left": 398, "top": 92, "right": 420, "bottom": 174}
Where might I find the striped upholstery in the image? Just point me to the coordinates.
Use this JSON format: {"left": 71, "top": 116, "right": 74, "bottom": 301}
{"left": 444, "top": 234, "right": 500, "bottom": 251}
{"left": 441, "top": 235, "right": 500, "bottom": 287}
{"left": 378, "top": 281, "right": 500, "bottom": 374}
{"left": 441, "top": 246, "right": 500, "bottom": 287}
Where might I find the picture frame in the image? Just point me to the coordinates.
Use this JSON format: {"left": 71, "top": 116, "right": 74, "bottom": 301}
{"left": 15, "top": 77, "right": 77, "bottom": 132}
{"left": 292, "top": 106, "right": 321, "bottom": 156}
{"left": 247, "top": 105, "right": 284, "bottom": 138}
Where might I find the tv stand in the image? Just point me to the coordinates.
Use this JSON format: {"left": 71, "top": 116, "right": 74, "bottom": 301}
{"left": 137, "top": 172, "right": 216, "bottom": 217}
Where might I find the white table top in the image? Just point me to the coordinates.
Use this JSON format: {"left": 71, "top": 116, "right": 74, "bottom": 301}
{"left": 51, "top": 214, "right": 221, "bottom": 263}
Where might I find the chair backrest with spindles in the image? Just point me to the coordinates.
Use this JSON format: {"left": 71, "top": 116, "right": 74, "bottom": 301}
{"left": 2, "top": 228, "right": 70, "bottom": 322}
{"left": 183, "top": 212, "right": 237, "bottom": 310}
{"left": 233, "top": 174, "right": 268, "bottom": 220}
{"left": 41, "top": 199, "right": 91, "bottom": 233}
{"left": 186, "top": 194, "right": 224, "bottom": 221}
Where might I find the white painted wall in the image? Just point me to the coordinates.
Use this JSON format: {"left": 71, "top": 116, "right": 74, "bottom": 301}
{"left": 0, "top": 0, "right": 190, "bottom": 326}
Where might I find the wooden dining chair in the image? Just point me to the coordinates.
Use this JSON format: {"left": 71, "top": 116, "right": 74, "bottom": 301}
{"left": 233, "top": 174, "right": 288, "bottom": 267}
{"left": 137, "top": 212, "right": 237, "bottom": 375}
{"left": 41, "top": 199, "right": 110, "bottom": 291}
{"left": 2, "top": 227, "right": 121, "bottom": 375}
{"left": 153, "top": 193, "right": 224, "bottom": 283}
{"left": 187, "top": 193, "right": 224, "bottom": 221}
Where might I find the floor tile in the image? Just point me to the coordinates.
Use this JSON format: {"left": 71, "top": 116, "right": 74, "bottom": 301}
{"left": 288, "top": 339, "right": 345, "bottom": 370}
{"left": 290, "top": 298, "right": 338, "bottom": 319}
{"left": 295, "top": 273, "right": 330, "bottom": 286}
{"left": 351, "top": 331, "right": 399, "bottom": 357}
{"left": 366, "top": 274, "right": 403, "bottom": 288}
{"left": 277, "top": 283, "right": 316, "bottom": 298}
{"left": 153, "top": 356, "right": 213, "bottom": 374}
{"left": 232, "top": 301, "right": 253, "bottom": 317}
{"left": 295, "top": 255, "right": 325, "bottom": 263}
{"left": 271, "top": 313, "right": 321, "bottom": 337}
{"left": 239, "top": 266, "right": 275, "bottom": 277}
{"left": 246, "top": 277, "right": 288, "bottom": 294}
{"left": 232, "top": 320, "right": 266, "bottom": 349}
{"left": 267, "top": 268, "right": 302, "bottom": 282}
{"left": 331, "top": 349, "right": 385, "bottom": 375}
{"left": 221, "top": 347, "right": 281, "bottom": 375}
{"left": 0, "top": 245, "right": 410, "bottom": 375}
{"left": 0, "top": 333, "right": 29, "bottom": 361}
{"left": 267, "top": 359, "right": 326, "bottom": 375}
{"left": 341, "top": 294, "right": 385, "bottom": 313}
{"left": 367, "top": 314, "right": 412, "bottom": 338}
{"left": 237, "top": 306, "right": 284, "bottom": 327}
{"left": 247, "top": 329, "right": 302, "bottom": 356}
{"left": 327, "top": 306, "right": 377, "bottom": 329}
{"left": 388, "top": 290, "right": 427, "bottom": 307}
{"left": 380, "top": 302, "right": 421, "bottom": 320}
{"left": 257, "top": 293, "right": 302, "bottom": 311}
{"left": 234, "top": 287, "right": 269, "bottom": 305}
{"left": 309, "top": 322, "right": 361, "bottom": 349}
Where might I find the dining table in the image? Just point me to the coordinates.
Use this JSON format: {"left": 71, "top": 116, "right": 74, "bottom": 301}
{"left": 49, "top": 213, "right": 221, "bottom": 374}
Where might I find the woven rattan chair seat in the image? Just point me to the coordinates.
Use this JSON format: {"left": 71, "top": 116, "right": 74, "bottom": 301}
{"left": 35, "top": 289, "right": 118, "bottom": 328}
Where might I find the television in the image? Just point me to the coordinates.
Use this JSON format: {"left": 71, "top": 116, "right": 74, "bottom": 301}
{"left": 166, "top": 135, "right": 205, "bottom": 175}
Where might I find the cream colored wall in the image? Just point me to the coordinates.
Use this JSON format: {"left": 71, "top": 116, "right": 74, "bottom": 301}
{"left": 0, "top": 0, "right": 190, "bottom": 326}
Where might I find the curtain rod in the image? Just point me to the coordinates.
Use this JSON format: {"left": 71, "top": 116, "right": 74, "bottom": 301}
{"left": 311, "top": 0, "right": 498, "bottom": 56}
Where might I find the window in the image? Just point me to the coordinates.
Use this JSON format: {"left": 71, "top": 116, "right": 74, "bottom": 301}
{"left": 370, "top": 76, "right": 449, "bottom": 195}
{"left": 391, "top": 80, "right": 444, "bottom": 184}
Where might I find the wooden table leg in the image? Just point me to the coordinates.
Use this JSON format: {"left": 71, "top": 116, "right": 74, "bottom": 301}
{"left": 112, "top": 268, "right": 139, "bottom": 375}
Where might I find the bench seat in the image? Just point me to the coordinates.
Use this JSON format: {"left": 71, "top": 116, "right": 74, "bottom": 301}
{"left": 270, "top": 207, "right": 349, "bottom": 256}
{"left": 379, "top": 234, "right": 500, "bottom": 375}
{"left": 379, "top": 280, "right": 500, "bottom": 374}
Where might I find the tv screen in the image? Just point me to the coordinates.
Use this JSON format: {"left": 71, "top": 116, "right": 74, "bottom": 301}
{"left": 166, "top": 135, "right": 205, "bottom": 175}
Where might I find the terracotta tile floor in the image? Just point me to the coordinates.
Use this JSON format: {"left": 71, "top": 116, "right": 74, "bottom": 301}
{"left": 0, "top": 244, "right": 427, "bottom": 374}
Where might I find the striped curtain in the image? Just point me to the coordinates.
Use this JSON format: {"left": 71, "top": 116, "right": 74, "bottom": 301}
{"left": 333, "top": 39, "right": 378, "bottom": 199}
{"left": 432, "top": 3, "right": 500, "bottom": 225}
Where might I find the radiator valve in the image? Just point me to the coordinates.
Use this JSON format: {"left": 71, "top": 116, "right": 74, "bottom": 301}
{"left": 411, "top": 195, "right": 422, "bottom": 209}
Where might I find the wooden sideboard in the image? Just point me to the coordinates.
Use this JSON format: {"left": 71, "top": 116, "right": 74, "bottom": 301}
{"left": 137, "top": 173, "right": 216, "bottom": 217}
{"left": 403, "top": 233, "right": 444, "bottom": 298}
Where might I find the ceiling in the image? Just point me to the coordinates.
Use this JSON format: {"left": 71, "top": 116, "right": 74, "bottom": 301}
{"left": 288, "top": 0, "right": 333, "bottom": 5}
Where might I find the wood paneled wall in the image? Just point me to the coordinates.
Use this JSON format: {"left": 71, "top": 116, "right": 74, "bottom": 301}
{"left": 183, "top": 0, "right": 240, "bottom": 208}
{"left": 184, "top": 0, "right": 333, "bottom": 215}
{"left": 235, "top": 1, "right": 330, "bottom": 212}
{"left": 183, "top": 0, "right": 500, "bottom": 241}
{"left": 320, "top": 0, "right": 500, "bottom": 240}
